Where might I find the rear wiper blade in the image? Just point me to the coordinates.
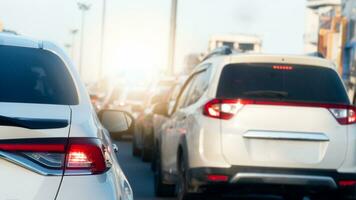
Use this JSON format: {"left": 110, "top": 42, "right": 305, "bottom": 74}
{"left": 0, "top": 115, "right": 68, "bottom": 129}
{"left": 242, "top": 90, "right": 289, "bottom": 98}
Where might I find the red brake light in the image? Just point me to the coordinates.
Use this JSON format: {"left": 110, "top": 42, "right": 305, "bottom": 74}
{"left": 0, "top": 138, "right": 109, "bottom": 175}
{"left": 329, "top": 106, "right": 356, "bottom": 125}
{"left": 203, "top": 99, "right": 253, "bottom": 120}
{"left": 273, "top": 65, "right": 293, "bottom": 70}
{"left": 65, "top": 138, "right": 108, "bottom": 175}
{"left": 0, "top": 143, "right": 65, "bottom": 152}
{"left": 204, "top": 98, "right": 356, "bottom": 125}
{"left": 339, "top": 180, "right": 356, "bottom": 187}
{"left": 207, "top": 174, "right": 229, "bottom": 182}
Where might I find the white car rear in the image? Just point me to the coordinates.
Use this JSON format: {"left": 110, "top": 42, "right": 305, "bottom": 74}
{"left": 157, "top": 53, "right": 356, "bottom": 200}
{"left": 0, "top": 34, "right": 133, "bottom": 200}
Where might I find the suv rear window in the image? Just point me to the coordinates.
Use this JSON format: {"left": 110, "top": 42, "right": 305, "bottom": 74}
{"left": 0, "top": 46, "right": 78, "bottom": 105}
{"left": 217, "top": 63, "right": 350, "bottom": 105}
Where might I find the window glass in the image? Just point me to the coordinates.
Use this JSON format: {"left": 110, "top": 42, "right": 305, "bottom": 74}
{"left": 0, "top": 46, "right": 78, "bottom": 105}
{"left": 184, "top": 65, "right": 212, "bottom": 107}
{"left": 217, "top": 63, "right": 350, "bottom": 104}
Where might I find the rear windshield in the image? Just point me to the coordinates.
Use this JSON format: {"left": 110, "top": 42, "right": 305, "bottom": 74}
{"left": 0, "top": 46, "right": 78, "bottom": 105}
{"left": 217, "top": 63, "right": 350, "bottom": 105}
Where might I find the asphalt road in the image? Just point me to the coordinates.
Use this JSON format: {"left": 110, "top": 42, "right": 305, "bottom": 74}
{"left": 115, "top": 140, "right": 309, "bottom": 200}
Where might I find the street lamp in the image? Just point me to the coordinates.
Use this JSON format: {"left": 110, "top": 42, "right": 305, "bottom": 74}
{"left": 64, "top": 43, "right": 72, "bottom": 53}
{"left": 70, "top": 29, "right": 78, "bottom": 60}
{"left": 167, "top": 0, "right": 178, "bottom": 75}
{"left": 98, "top": 0, "right": 107, "bottom": 79}
{"left": 77, "top": 2, "right": 91, "bottom": 77}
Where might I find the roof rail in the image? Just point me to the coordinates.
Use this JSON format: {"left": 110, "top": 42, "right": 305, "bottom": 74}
{"left": 202, "top": 46, "right": 235, "bottom": 61}
{"left": 306, "top": 52, "right": 324, "bottom": 58}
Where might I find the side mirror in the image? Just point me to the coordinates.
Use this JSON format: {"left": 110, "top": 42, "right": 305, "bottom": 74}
{"left": 153, "top": 102, "right": 169, "bottom": 116}
{"left": 98, "top": 110, "right": 134, "bottom": 140}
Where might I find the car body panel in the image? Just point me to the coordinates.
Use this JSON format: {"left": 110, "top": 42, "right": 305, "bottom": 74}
{"left": 0, "top": 103, "right": 70, "bottom": 199}
{"left": 220, "top": 105, "right": 348, "bottom": 169}
{"left": 0, "top": 34, "right": 132, "bottom": 200}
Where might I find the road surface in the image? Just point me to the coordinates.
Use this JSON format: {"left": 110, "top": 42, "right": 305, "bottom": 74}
{"left": 115, "top": 140, "right": 310, "bottom": 200}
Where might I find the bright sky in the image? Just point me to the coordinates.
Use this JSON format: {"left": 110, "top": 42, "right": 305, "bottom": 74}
{"left": 0, "top": 0, "right": 307, "bottom": 83}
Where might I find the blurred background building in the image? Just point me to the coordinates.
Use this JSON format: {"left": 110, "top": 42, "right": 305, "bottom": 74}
{"left": 304, "top": 0, "right": 341, "bottom": 53}
{"left": 208, "top": 34, "right": 262, "bottom": 53}
{"left": 304, "top": 0, "right": 356, "bottom": 103}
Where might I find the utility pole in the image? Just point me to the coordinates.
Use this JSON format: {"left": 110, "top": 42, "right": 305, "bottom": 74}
{"left": 77, "top": 2, "right": 91, "bottom": 77}
{"left": 70, "top": 29, "right": 78, "bottom": 60}
{"left": 167, "top": 0, "right": 178, "bottom": 75}
{"left": 98, "top": 0, "right": 107, "bottom": 79}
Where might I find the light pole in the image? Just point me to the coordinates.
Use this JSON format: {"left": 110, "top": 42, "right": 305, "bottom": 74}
{"left": 70, "top": 29, "right": 78, "bottom": 60}
{"left": 167, "top": 0, "right": 178, "bottom": 75}
{"left": 64, "top": 43, "right": 72, "bottom": 54}
{"left": 77, "top": 2, "right": 91, "bottom": 77}
{"left": 98, "top": 0, "right": 107, "bottom": 79}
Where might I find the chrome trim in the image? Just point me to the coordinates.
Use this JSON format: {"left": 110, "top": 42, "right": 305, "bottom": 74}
{"left": 230, "top": 173, "right": 337, "bottom": 189}
{"left": 0, "top": 151, "right": 63, "bottom": 176}
{"left": 243, "top": 131, "right": 329, "bottom": 141}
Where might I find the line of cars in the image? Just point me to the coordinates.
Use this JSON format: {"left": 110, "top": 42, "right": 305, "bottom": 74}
{"left": 126, "top": 49, "right": 356, "bottom": 199}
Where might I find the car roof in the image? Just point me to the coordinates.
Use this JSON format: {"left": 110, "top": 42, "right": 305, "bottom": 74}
{"left": 0, "top": 33, "right": 42, "bottom": 48}
{"left": 230, "top": 54, "right": 334, "bottom": 68}
{"left": 204, "top": 53, "right": 336, "bottom": 70}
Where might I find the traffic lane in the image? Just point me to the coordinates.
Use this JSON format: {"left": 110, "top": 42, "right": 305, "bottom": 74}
{"left": 115, "top": 140, "right": 173, "bottom": 200}
{"left": 114, "top": 140, "right": 289, "bottom": 200}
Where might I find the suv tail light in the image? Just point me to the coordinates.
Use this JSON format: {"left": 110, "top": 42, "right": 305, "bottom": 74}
{"left": 329, "top": 106, "right": 356, "bottom": 125}
{"left": 203, "top": 98, "right": 356, "bottom": 125}
{"left": 203, "top": 99, "right": 253, "bottom": 120}
{"left": 0, "top": 138, "right": 110, "bottom": 176}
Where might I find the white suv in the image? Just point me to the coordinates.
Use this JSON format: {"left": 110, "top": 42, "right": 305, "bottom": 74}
{"left": 0, "top": 33, "right": 133, "bottom": 200}
{"left": 154, "top": 53, "right": 356, "bottom": 199}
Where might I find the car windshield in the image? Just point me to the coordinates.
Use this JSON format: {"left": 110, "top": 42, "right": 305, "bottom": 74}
{"left": 0, "top": 46, "right": 78, "bottom": 105}
{"left": 217, "top": 63, "right": 350, "bottom": 105}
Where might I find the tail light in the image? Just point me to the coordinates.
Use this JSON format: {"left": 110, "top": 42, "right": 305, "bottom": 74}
{"left": 65, "top": 138, "right": 108, "bottom": 175}
{"left": 0, "top": 138, "right": 110, "bottom": 176}
{"left": 207, "top": 174, "right": 229, "bottom": 182}
{"left": 339, "top": 180, "right": 356, "bottom": 187}
{"left": 203, "top": 98, "right": 356, "bottom": 125}
{"left": 203, "top": 99, "right": 253, "bottom": 120}
{"left": 329, "top": 106, "right": 356, "bottom": 125}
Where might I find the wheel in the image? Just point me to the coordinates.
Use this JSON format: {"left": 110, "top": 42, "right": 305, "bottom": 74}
{"left": 141, "top": 128, "right": 153, "bottom": 162}
{"left": 311, "top": 192, "right": 345, "bottom": 200}
{"left": 283, "top": 194, "right": 304, "bottom": 200}
{"left": 177, "top": 153, "right": 202, "bottom": 200}
{"left": 151, "top": 143, "right": 158, "bottom": 171}
{"left": 141, "top": 145, "right": 152, "bottom": 162}
{"left": 154, "top": 148, "right": 175, "bottom": 197}
{"left": 132, "top": 136, "right": 141, "bottom": 157}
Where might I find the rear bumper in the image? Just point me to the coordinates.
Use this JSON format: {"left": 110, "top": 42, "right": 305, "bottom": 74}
{"left": 188, "top": 166, "right": 356, "bottom": 196}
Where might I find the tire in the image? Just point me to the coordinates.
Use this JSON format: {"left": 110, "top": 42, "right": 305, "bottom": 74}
{"left": 141, "top": 128, "right": 153, "bottom": 162}
{"left": 154, "top": 148, "right": 175, "bottom": 197}
{"left": 283, "top": 194, "right": 304, "bottom": 200}
{"left": 177, "top": 153, "right": 202, "bottom": 200}
{"left": 132, "top": 137, "right": 141, "bottom": 157}
{"left": 141, "top": 146, "right": 152, "bottom": 162}
{"left": 151, "top": 143, "right": 157, "bottom": 171}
